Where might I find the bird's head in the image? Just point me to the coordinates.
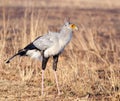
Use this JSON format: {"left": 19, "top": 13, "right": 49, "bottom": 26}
{"left": 62, "top": 19, "right": 78, "bottom": 31}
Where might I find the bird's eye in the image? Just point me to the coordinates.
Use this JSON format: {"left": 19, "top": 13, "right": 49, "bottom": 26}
{"left": 71, "top": 24, "right": 74, "bottom": 28}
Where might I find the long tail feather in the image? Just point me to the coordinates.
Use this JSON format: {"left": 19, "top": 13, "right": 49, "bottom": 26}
{"left": 6, "top": 49, "right": 26, "bottom": 63}
{"left": 6, "top": 53, "right": 19, "bottom": 63}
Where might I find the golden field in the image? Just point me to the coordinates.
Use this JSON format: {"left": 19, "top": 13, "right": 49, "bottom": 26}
{"left": 0, "top": 0, "right": 120, "bottom": 101}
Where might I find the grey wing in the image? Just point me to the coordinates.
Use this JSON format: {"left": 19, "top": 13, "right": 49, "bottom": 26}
{"left": 33, "top": 33, "right": 55, "bottom": 50}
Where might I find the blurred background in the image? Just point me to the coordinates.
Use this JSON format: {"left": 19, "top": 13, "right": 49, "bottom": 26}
{"left": 0, "top": 0, "right": 120, "bottom": 101}
{"left": 1, "top": 0, "right": 120, "bottom": 8}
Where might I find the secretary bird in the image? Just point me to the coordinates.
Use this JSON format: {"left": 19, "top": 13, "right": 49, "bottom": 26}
{"left": 6, "top": 20, "right": 78, "bottom": 95}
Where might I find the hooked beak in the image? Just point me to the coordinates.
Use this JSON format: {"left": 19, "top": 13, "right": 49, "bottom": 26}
{"left": 70, "top": 24, "right": 79, "bottom": 30}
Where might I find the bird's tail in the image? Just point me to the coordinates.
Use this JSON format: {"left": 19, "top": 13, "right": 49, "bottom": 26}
{"left": 6, "top": 49, "right": 27, "bottom": 63}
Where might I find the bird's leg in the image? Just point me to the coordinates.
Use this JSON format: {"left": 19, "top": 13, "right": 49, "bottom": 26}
{"left": 41, "top": 56, "right": 49, "bottom": 95}
{"left": 41, "top": 70, "right": 44, "bottom": 95}
{"left": 53, "top": 55, "right": 60, "bottom": 95}
{"left": 54, "top": 70, "right": 60, "bottom": 95}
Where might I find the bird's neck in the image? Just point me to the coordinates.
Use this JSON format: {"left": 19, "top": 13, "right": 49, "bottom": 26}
{"left": 59, "top": 28, "right": 72, "bottom": 37}
{"left": 59, "top": 29, "right": 73, "bottom": 46}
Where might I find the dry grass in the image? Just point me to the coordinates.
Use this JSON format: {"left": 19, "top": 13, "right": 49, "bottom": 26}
{"left": 0, "top": 3, "right": 120, "bottom": 101}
